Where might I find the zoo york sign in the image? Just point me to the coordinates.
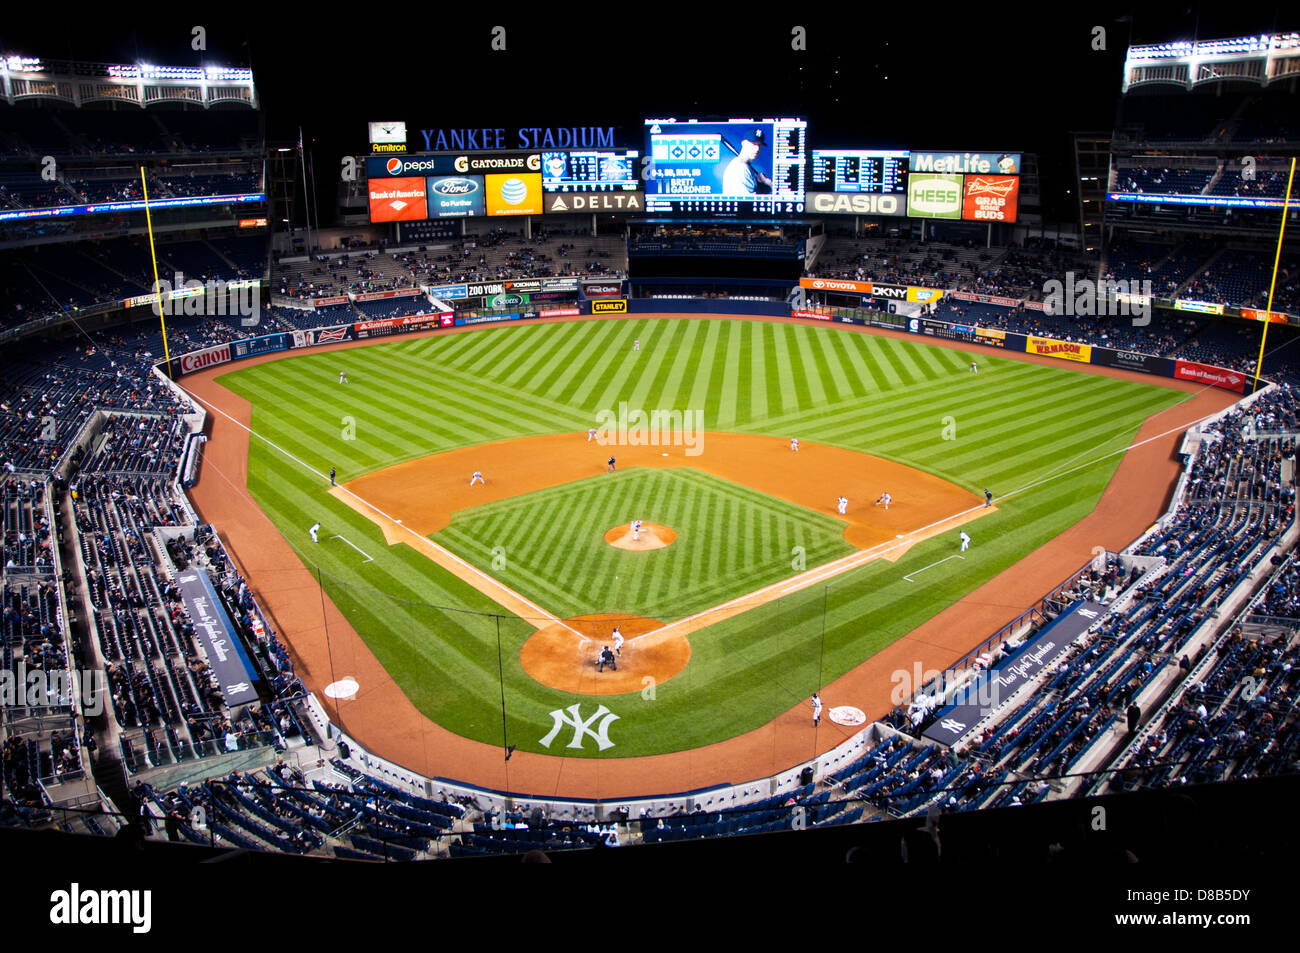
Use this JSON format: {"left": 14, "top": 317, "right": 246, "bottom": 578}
{"left": 539, "top": 704, "right": 619, "bottom": 750}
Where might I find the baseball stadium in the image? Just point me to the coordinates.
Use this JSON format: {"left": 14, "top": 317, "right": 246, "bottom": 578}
{"left": 2, "top": 9, "right": 1299, "bottom": 914}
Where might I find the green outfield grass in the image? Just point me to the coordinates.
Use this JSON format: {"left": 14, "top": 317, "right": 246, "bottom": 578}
{"left": 216, "top": 317, "right": 1190, "bottom": 759}
{"left": 435, "top": 467, "right": 855, "bottom": 620}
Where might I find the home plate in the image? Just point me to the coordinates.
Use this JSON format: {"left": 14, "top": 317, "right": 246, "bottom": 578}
{"left": 325, "top": 677, "right": 359, "bottom": 699}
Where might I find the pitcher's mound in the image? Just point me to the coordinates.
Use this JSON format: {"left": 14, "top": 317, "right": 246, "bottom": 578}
{"left": 520, "top": 613, "right": 691, "bottom": 695}
{"left": 604, "top": 522, "right": 676, "bottom": 550}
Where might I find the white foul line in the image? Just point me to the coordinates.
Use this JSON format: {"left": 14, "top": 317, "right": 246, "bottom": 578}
{"left": 902, "top": 554, "right": 964, "bottom": 582}
{"left": 330, "top": 535, "right": 373, "bottom": 563}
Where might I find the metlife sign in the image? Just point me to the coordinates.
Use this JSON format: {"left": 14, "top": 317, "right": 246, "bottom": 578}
{"left": 907, "top": 174, "right": 963, "bottom": 219}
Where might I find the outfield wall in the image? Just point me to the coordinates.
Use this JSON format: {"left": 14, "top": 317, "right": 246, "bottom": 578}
{"left": 160, "top": 293, "right": 1264, "bottom": 397}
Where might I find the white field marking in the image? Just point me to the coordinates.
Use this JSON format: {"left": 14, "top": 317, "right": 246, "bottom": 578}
{"left": 902, "top": 554, "right": 964, "bottom": 582}
{"left": 179, "top": 386, "right": 582, "bottom": 639}
{"left": 330, "top": 535, "right": 373, "bottom": 563}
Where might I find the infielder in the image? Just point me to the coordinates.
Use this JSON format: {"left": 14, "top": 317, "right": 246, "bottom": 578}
{"left": 631, "top": 519, "right": 643, "bottom": 542}
{"left": 587, "top": 428, "right": 597, "bottom": 442}
{"left": 837, "top": 496, "right": 848, "bottom": 515}
{"left": 308, "top": 522, "right": 320, "bottom": 544}
{"left": 812, "top": 692, "right": 823, "bottom": 726}
{"left": 875, "top": 492, "right": 892, "bottom": 510}
{"left": 607, "top": 456, "right": 616, "bottom": 473}
{"left": 984, "top": 489, "right": 993, "bottom": 508}
{"left": 960, "top": 531, "right": 971, "bottom": 552}
{"left": 330, "top": 467, "right": 336, "bottom": 487}
{"left": 339, "top": 370, "right": 348, "bottom": 384}
{"left": 612, "top": 626, "right": 624, "bottom": 656}
{"left": 791, "top": 437, "right": 799, "bottom": 452}
{"left": 470, "top": 470, "right": 484, "bottom": 486}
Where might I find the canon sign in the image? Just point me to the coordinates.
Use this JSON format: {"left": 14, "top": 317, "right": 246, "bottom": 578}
{"left": 809, "top": 192, "right": 904, "bottom": 216}
{"left": 179, "top": 344, "right": 232, "bottom": 374}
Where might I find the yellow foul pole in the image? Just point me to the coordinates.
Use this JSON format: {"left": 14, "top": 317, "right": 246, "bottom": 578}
{"left": 142, "top": 167, "right": 173, "bottom": 379}
{"left": 1253, "top": 156, "right": 1297, "bottom": 391}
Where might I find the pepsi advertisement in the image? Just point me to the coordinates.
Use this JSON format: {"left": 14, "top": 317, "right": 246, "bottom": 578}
{"left": 426, "top": 175, "right": 486, "bottom": 218}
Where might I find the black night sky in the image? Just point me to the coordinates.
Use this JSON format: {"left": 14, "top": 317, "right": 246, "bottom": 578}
{"left": 2, "top": 4, "right": 1295, "bottom": 222}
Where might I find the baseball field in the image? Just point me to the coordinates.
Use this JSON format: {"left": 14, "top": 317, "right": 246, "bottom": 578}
{"left": 201, "top": 315, "right": 1197, "bottom": 765}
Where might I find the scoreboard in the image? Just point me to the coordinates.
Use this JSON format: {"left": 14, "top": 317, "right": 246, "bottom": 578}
{"left": 810, "top": 149, "right": 908, "bottom": 194}
{"left": 644, "top": 118, "right": 806, "bottom": 216}
{"left": 542, "top": 150, "right": 639, "bottom": 192}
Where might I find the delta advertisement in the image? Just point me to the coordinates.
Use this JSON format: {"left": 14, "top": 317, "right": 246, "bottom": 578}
{"left": 1174, "top": 360, "right": 1246, "bottom": 393}
{"left": 961, "top": 175, "right": 1019, "bottom": 222}
{"left": 1027, "top": 336, "right": 1092, "bottom": 363}
{"left": 369, "top": 177, "right": 428, "bottom": 222}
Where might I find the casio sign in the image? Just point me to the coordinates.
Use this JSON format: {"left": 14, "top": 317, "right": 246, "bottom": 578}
{"left": 812, "top": 193, "right": 901, "bottom": 215}
{"left": 433, "top": 177, "right": 478, "bottom": 196}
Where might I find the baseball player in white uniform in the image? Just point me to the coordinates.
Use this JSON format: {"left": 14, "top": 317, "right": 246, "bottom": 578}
{"left": 970, "top": 361, "right": 978, "bottom": 373}
{"left": 612, "top": 626, "right": 624, "bottom": 656}
{"left": 632, "top": 519, "right": 643, "bottom": 541}
{"left": 960, "top": 531, "right": 971, "bottom": 552}
{"left": 470, "top": 470, "right": 484, "bottom": 486}
{"left": 875, "top": 492, "right": 892, "bottom": 510}
{"left": 308, "top": 522, "right": 320, "bottom": 543}
{"left": 587, "top": 428, "right": 597, "bottom": 442}
{"left": 791, "top": 437, "right": 799, "bottom": 452}
{"left": 837, "top": 496, "right": 848, "bottom": 515}
{"left": 339, "top": 370, "right": 348, "bottom": 384}
{"left": 633, "top": 339, "right": 640, "bottom": 351}
{"left": 811, "top": 692, "right": 823, "bottom": 726}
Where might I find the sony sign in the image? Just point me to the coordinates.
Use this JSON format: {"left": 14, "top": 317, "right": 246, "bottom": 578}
{"left": 809, "top": 192, "right": 905, "bottom": 216}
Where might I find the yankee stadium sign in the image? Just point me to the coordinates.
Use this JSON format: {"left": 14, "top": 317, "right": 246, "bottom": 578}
{"left": 419, "top": 127, "right": 617, "bottom": 151}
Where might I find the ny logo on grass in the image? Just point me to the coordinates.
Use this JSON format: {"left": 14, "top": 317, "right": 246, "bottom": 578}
{"left": 593, "top": 402, "right": 705, "bottom": 456}
{"left": 539, "top": 703, "right": 619, "bottom": 750}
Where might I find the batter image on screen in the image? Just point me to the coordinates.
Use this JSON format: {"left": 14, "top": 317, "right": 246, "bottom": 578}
{"left": 722, "top": 129, "right": 774, "bottom": 195}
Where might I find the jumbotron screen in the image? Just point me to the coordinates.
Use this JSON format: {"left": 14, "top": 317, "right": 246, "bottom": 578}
{"left": 542, "top": 150, "right": 640, "bottom": 192}
{"left": 810, "top": 149, "right": 908, "bottom": 193}
{"left": 644, "top": 118, "right": 806, "bottom": 215}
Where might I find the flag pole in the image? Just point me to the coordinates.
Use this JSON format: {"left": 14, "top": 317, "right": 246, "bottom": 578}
{"left": 1253, "top": 156, "right": 1297, "bottom": 391}
{"left": 141, "top": 167, "right": 172, "bottom": 378}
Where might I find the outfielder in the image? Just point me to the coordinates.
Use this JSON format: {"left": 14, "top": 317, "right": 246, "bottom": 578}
{"left": 633, "top": 339, "right": 640, "bottom": 351}
{"left": 812, "top": 692, "right": 823, "bottom": 726}
{"left": 960, "top": 531, "right": 971, "bottom": 552}
{"left": 339, "top": 370, "right": 348, "bottom": 384}
{"left": 612, "top": 626, "right": 624, "bottom": 656}
{"left": 970, "top": 361, "right": 978, "bottom": 373}
{"left": 470, "top": 470, "right": 484, "bottom": 486}
{"left": 308, "top": 522, "right": 320, "bottom": 544}
{"left": 837, "top": 496, "right": 848, "bottom": 515}
{"left": 875, "top": 492, "right": 892, "bottom": 510}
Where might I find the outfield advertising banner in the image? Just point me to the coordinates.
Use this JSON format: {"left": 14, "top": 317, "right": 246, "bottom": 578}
{"left": 1091, "top": 348, "right": 1171, "bottom": 376}
{"left": 792, "top": 309, "right": 833, "bottom": 321}
{"left": 581, "top": 281, "right": 623, "bottom": 298}
{"left": 1174, "top": 360, "right": 1246, "bottom": 393}
{"left": 1174, "top": 299, "right": 1226, "bottom": 315}
{"left": 231, "top": 334, "right": 288, "bottom": 359}
{"left": 466, "top": 282, "right": 506, "bottom": 297}
{"left": 540, "top": 307, "right": 581, "bottom": 317}
{"left": 541, "top": 277, "right": 580, "bottom": 293}
{"left": 906, "top": 174, "right": 963, "bottom": 219}
{"left": 428, "top": 283, "right": 468, "bottom": 300}
{"left": 910, "top": 152, "right": 1021, "bottom": 175}
{"left": 178, "top": 343, "right": 232, "bottom": 375}
{"left": 353, "top": 313, "right": 451, "bottom": 339}
{"left": 291, "top": 326, "right": 353, "bottom": 348}
{"left": 806, "top": 192, "right": 907, "bottom": 216}
{"left": 484, "top": 173, "right": 543, "bottom": 216}
{"left": 800, "top": 277, "right": 873, "bottom": 295}
{"left": 456, "top": 313, "right": 522, "bottom": 326}
{"left": 426, "top": 175, "right": 486, "bottom": 218}
{"left": 591, "top": 299, "right": 628, "bottom": 313}
{"left": 1027, "top": 336, "right": 1092, "bottom": 363}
